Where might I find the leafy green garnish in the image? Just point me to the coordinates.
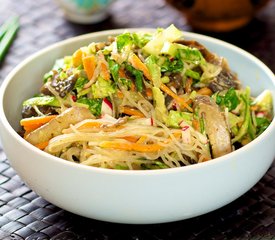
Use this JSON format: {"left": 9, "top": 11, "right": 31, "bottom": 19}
{"left": 178, "top": 47, "right": 203, "bottom": 65}
{"left": 224, "top": 88, "right": 239, "bottom": 111}
{"left": 43, "top": 71, "right": 53, "bottom": 83}
{"left": 91, "top": 77, "right": 116, "bottom": 98}
{"left": 167, "top": 110, "right": 193, "bottom": 128}
{"left": 215, "top": 88, "right": 239, "bottom": 111}
{"left": 152, "top": 86, "right": 168, "bottom": 123}
{"left": 76, "top": 97, "right": 102, "bottom": 117}
{"left": 232, "top": 88, "right": 255, "bottom": 143}
{"left": 132, "top": 33, "right": 151, "bottom": 48}
{"left": 23, "top": 96, "right": 60, "bottom": 107}
{"left": 256, "top": 117, "right": 270, "bottom": 136}
{"left": 74, "top": 77, "right": 89, "bottom": 93}
{"left": 161, "top": 51, "right": 183, "bottom": 73}
{"left": 125, "top": 64, "right": 143, "bottom": 92}
{"left": 185, "top": 69, "right": 201, "bottom": 80}
{"left": 108, "top": 59, "right": 120, "bottom": 83}
{"left": 145, "top": 55, "right": 161, "bottom": 87}
{"left": 117, "top": 78, "right": 132, "bottom": 89}
{"left": 116, "top": 33, "right": 133, "bottom": 52}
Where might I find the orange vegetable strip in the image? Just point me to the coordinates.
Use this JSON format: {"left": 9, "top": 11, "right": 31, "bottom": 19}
{"left": 118, "top": 68, "right": 127, "bottom": 78}
{"left": 160, "top": 84, "right": 193, "bottom": 112}
{"left": 120, "top": 136, "right": 139, "bottom": 143}
{"left": 192, "top": 119, "right": 200, "bottom": 131}
{"left": 77, "top": 121, "right": 104, "bottom": 130}
{"left": 130, "top": 82, "right": 136, "bottom": 92}
{"left": 20, "top": 115, "right": 57, "bottom": 129}
{"left": 128, "top": 53, "right": 151, "bottom": 80}
{"left": 72, "top": 48, "right": 84, "bottom": 67}
{"left": 100, "top": 62, "right": 110, "bottom": 80}
{"left": 120, "top": 106, "right": 145, "bottom": 117}
{"left": 100, "top": 141, "right": 163, "bottom": 152}
{"left": 197, "top": 87, "right": 213, "bottom": 96}
{"left": 117, "top": 90, "right": 124, "bottom": 99}
{"left": 75, "top": 121, "right": 124, "bottom": 131}
{"left": 136, "top": 136, "right": 147, "bottom": 144}
{"left": 83, "top": 55, "right": 96, "bottom": 80}
{"left": 35, "top": 141, "right": 49, "bottom": 150}
{"left": 146, "top": 88, "right": 153, "bottom": 97}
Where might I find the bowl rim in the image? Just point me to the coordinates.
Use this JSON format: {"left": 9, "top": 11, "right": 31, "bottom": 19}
{"left": 0, "top": 28, "right": 274, "bottom": 176}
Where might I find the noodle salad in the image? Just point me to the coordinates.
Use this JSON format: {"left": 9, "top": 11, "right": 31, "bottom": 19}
{"left": 20, "top": 25, "right": 273, "bottom": 170}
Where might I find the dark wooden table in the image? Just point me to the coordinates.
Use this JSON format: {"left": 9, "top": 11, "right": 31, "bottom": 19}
{"left": 0, "top": 0, "right": 274, "bottom": 239}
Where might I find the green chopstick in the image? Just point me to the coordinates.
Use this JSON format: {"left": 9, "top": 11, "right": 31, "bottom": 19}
{"left": 0, "top": 16, "right": 20, "bottom": 63}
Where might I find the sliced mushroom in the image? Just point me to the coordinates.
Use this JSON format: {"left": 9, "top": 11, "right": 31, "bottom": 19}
{"left": 194, "top": 95, "right": 232, "bottom": 158}
{"left": 176, "top": 40, "right": 241, "bottom": 92}
{"left": 25, "top": 106, "right": 94, "bottom": 146}
{"left": 209, "top": 69, "right": 240, "bottom": 93}
{"left": 50, "top": 72, "right": 78, "bottom": 98}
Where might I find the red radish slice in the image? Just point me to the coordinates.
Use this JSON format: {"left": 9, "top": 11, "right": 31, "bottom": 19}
{"left": 101, "top": 98, "right": 113, "bottom": 116}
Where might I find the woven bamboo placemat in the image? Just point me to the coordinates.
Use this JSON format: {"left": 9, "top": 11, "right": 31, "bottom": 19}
{"left": 0, "top": 0, "right": 275, "bottom": 239}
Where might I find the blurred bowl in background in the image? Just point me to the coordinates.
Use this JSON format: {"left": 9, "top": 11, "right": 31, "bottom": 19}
{"left": 55, "top": 0, "right": 114, "bottom": 24}
{"left": 165, "top": 0, "right": 270, "bottom": 32}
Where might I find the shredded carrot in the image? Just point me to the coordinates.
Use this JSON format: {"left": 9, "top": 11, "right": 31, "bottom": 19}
{"left": 35, "top": 141, "right": 49, "bottom": 150}
{"left": 72, "top": 49, "right": 84, "bottom": 67}
{"left": 83, "top": 55, "right": 96, "bottom": 80}
{"left": 100, "top": 62, "right": 110, "bottom": 80}
{"left": 20, "top": 115, "right": 57, "bottom": 131}
{"left": 128, "top": 53, "right": 151, "bottom": 80}
{"left": 197, "top": 87, "right": 213, "bottom": 96}
{"left": 117, "top": 90, "right": 124, "bottom": 99}
{"left": 130, "top": 82, "right": 136, "bottom": 92}
{"left": 192, "top": 119, "right": 200, "bottom": 131}
{"left": 160, "top": 84, "right": 193, "bottom": 112}
{"left": 250, "top": 105, "right": 258, "bottom": 111}
{"left": 120, "top": 106, "right": 145, "bottom": 117}
{"left": 118, "top": 68, "right": 127, "bottom": 78}
{"left": 146, "top": 88, "right": 153, "bottom": 98}
{"left": 120, "top": 136, "right": 139, "bottom": 143}
{"left": 77, "top": 121, "right": 104, "bottom": 130}
{"left": 128, "top": 53, "right": 192, "bottom": 112}
{"left": 100, "top": 141, "right": 163, "bottom": 152}
{"left": 136, "top": 136, "right": 147, "bottom": 144}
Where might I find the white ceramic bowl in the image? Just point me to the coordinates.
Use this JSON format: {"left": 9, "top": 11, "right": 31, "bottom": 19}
{"left": 0, "top": 29, "right": 274, "bottom": 224}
